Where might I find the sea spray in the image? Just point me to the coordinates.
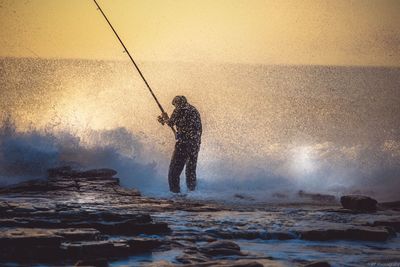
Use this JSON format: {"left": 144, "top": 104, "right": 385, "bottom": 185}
{"left": 1, "top": 116, "right": 399, "bottom": 201}
{"left": 1, "top": 58, "right": 399, "bottom": 201}
{"left": 0, "top": 118, "right": 164, "bottom": 192}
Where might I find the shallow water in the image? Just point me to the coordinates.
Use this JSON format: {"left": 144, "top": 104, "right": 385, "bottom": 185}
{"left": 238, "top": 237, "right": 400, "bottom": 267}
{"left": 148, "top": 205, "right": 400, "bottom": 267}
{"left": 109, "top": 250, "right": 183, "bottom": 266}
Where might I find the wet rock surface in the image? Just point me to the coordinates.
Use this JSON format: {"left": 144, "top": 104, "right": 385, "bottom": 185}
{"left": 298, "top": 191, "right": 336, "bottom": 203}
{"left": 0, "top": 167, "right": 399, "bottom": 266}
{"left": 340, "top": 195, "right": 378, "bottom": 212}
{"left": 303, "top": 262, "right": 331, "bottom": 267}
{"left": 147, "top": 259, "right": 283, "bottom": 267}
{"left": 369, "top": 217, "right": 400, "bottom": 231}
{"left": 297, "top": 225, "right": 392, "bottom": 241}
{"left": 0, "top": 167, "right": 224, "bottom": 265}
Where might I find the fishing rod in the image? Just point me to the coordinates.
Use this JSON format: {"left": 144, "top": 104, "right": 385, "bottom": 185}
{"left": 92, "top": 0, "right": 176, "bottom": 138}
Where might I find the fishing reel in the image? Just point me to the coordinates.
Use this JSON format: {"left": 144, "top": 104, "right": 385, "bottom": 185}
{"left": 157, "top": 112, "right": 169, "bottom": 125}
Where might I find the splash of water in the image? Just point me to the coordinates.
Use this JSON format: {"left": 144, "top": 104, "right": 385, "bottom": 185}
{"left": 1, "top": 58, "right": 399, "bottom": 201}
{"left": 0, "top": 117, "right": 163, "bottom": 191}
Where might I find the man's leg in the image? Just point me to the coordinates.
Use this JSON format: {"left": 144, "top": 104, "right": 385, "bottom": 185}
{"left": 168, "top": 142, "right": 188, "bottom": 193}
{"left": 185, "top": 142, "right": 200, "bottom": 191}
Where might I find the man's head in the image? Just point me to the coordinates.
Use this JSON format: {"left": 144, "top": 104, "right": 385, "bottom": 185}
{"left": 172, "top": 95, "right": 187, "bottom": 108}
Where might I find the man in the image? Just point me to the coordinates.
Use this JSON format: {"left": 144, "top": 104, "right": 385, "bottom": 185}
{"left": 158, "top": 96, "right": 202, "bottom": 193}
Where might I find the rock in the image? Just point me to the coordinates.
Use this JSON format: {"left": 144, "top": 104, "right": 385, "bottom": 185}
{"left": 178, "top": 259, "right": 266, "bottom": 267}
{"left": 205, "top": 229, "right": 298, "bottom": 240}
{"left": 370, "top": 218, "right": 400, "bottom": 232}
{"left": 1, "top": 166, "right": 260, "bottom": 265}
{"left": 199, "top": 240, "right": 243, "bottom": 256}
{"left": 324, "top": 208, "right": 359, "bottom": 214}
{"left": 303, "top": 262, "right": 331, "bottom": 267}
{"left": 266, "top": 231, "right": 297, "bottom": 240}
{"left": 176, "top": 252, "right": 210, "bottom": 264}
{"left": 0, "top": 228, "right": 65, "bottom": 261}
{"left": 53, "top": 228, "right": 101, "bottom": 241}
{"left": 85, "top": 221, "right": 171, "bottom": 235}
{"left": 379, "top": 201, "right": 400, "bottom": 211}
{"left": 0, "top": 228, "right": 101, "bottom": 253}
{"left": 146, "top": 259, "right": 287, "bottom": 267}
{"left": 0, "top": 228, "right": 64, "bottom": 247}
{"left": 234, "top": 194, "right": 255, "bottom": 201}
{"left": 0, "top": 179, "right": 52, "bottom": 193}
{"left": 89, "top": 211, "right": 152, "bottom": 222}
{"left": 126, "top": 237, "right": 163, "bottom": 252}
{"left": 113, "top": 186, "right": 141, "bottom": 197}
{"left": 298, "top": 190, "right": 336, "bottom": 203}
{"left": 9, "top": 203, "right": 37, "bottom": 213}
{"left": 205, "top": 229, "right": 261, "bottom": 240}
{"left": 202, "top": 240, "right": 240, "bottom": 251}
{"left": 0, "top": 208, "right": 170, "bottom": 236}
{"left": 0, "top": 167, "right": 174, "bottom": 263}
{"left": 340, "top": 195, "right": 377, "bottom": 212}
{"left": 0, "top": 178, "right": 81, "bottom": 194}
{"left": 75, "top": 259, "right": 109, "bottom": 267}
{"left": 0, "top": 200, "right": 10, "bottom": 211}
{"left": 48, "top": 166, "right": 117, "bottom": 179}
{"left": 204, "top": 229, "right": 297, "bottom": 241}
{"left": 79, "top": 168, "right": 118, "bottom": 178}
{"left": 48, "top": 166, "right": 73, "bottom": 178}
{"left": 63, "top": 238, "right": 163, "bottom": 259}
{"left": 298, "top": 226, "right": 391, "bottom": 241}
{"left": 2, "top": 166, "right": 399, "bottom": 266}
{"left": 63, "top": 240, "right": 116, "bottom": 258}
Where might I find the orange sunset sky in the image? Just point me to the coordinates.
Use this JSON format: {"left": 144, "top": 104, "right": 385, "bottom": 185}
{"left": 0, "top": 0, "right": 399, "bottom": 66}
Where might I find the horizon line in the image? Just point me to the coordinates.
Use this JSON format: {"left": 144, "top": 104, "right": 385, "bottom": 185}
{"left": 1, "top": 56, "right": 399, "bottom": 69}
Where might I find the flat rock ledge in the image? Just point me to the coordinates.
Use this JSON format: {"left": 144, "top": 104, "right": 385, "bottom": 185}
{"left": 1, "top": 167, "right": 399, "bottom": 266}
{"left": 204, "top": 224, "right": 397, "bottom": 242}
{"left": 340, "top": 195, "right": 378, "bottom": 212}
{"left": 297, "top": 225, "right": 393, "bottom": 241}
{"left": 0, "top": 167, "right": 224, "bottom": 265}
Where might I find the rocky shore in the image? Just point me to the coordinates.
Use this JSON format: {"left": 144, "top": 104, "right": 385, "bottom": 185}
{"left": 0, "top": 167, "right": 399, "bottom": 266}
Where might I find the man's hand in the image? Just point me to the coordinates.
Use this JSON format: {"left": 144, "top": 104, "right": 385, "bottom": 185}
{"left": 157, "top": 112, "right": 169, "bottom": 125}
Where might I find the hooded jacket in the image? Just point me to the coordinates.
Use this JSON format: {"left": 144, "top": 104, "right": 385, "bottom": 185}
{"left": 167, "top": 103, "right": 202, "bottom": 143}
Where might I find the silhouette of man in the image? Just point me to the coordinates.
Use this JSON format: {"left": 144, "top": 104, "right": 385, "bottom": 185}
{"left": 158, "top": 96, "right": 202, "bottom": 193}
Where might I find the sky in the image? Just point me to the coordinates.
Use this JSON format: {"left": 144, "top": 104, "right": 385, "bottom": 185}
{"left": 0, "top": 0, "right": 399, "bottom": 66}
